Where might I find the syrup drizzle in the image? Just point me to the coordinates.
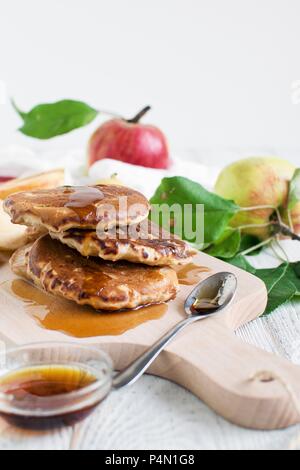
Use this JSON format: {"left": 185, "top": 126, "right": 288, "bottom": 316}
{"left": 175, "top": 263, "right": 210, "bottom": 286}
{"left": 64, "top": 186, "right": 104, "bottom": 220}
{"left": 6, "top": 280, "right": 168, "bottom": 338}
{"left": 64, "top": 186, "right": 104, "bottom": 209}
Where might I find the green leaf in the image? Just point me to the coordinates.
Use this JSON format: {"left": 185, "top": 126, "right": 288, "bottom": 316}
{"left": 288, "top": 169, "right": 300, "bottom": 210}
{"left": 228, "top": 254, "right": 256, "bottom": 273}
{"left": 205, "top": 231, "right": 263, "bottom": 260}
{"left": 150, "top": 177, "right": 239, "bottom": 245}
{"left": 255, "top": 264, "right": 297, "bottom": 314}
{"left": 205, "top": 229, "right": 241, "bottom": 259}
{"left": 228, "top": 257, "right": 300, "bottom": 315}
{"left": 293, "top": 262, "right": 300, "bottom": 279}
{"left": 239, "top": 234, "right": 262, "bottom": 256}
{"left": 12, "top": 99, "right": 99, "bottom": 139}
{"left": 288, "top": 263, "right": 300, "bottom": 295}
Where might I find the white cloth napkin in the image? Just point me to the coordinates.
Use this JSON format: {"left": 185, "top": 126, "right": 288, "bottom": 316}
{"left": 1, "top": 145, "right": 299, "bottom": 263}
{"left": 0, "top": 145, "right": 220, "bottom": 198}
{"left": 67, "top": 158, "right": 219, "bottom": 198}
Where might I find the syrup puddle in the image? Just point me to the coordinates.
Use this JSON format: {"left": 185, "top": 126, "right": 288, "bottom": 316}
{"left": 0, "top": 261, "right": 209, "bottom": 338}
{"left": 176, "top": 263, "right": 210, "bottom": 286}
{"left": 4, "top": 280, "right": 168, "bottom": 338}
{"left": 0, "top": 252, "right": 12, "bottom": 267}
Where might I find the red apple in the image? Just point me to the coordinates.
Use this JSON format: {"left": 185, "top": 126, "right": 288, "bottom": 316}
{"left": 88, "top": 106, "right": 171, "bottom": 169}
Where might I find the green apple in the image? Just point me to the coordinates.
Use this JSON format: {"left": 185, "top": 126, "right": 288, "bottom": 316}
{"left": 215, "top": 157, "right": 296, "bottom": 240}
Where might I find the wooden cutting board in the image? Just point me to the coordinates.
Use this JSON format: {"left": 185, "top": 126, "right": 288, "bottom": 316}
{"left": 0, "top": 249, "right": 300, "bottom": 430}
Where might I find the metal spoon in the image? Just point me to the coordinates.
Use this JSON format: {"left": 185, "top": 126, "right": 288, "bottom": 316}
{"left": 113, "top": 272, "right": 237, "bottom": 389}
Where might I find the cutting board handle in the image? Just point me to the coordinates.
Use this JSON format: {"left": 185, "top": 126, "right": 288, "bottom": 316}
{"left": 153, "top": 321, "right": 300, "bottom": 430}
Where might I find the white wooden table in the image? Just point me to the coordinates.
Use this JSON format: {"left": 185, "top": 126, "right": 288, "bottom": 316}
{"left": 0, "top": 148, "right": 299, "bottom": 450}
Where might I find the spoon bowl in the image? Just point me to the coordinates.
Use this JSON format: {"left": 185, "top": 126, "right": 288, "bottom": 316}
{"left": 184, "top": 272, "right": 238, "bottom": 317}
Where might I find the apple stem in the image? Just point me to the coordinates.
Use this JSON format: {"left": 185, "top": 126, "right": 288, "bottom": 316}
{"left": 127, "top": 106, "right": 151, "bottom": 124}
{"left": 240, "top": 237, "right": 274, "bottom": 256}
{"left": 287, "top": 209, "right": 295, "bottom": 232}
{"left": 239, "top": 204, "right": 284, "bottom": 226}
{"left": 272, "top": 222, "right": 300, "bottom": 241}
{"left": 239, "top": 205, "right": 277, "bottom": 211}
{"left": 233, "top": 222, "right": 273, "bottom": 231}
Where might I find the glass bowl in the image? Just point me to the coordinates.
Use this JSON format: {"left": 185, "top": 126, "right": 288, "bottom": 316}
{"left": 0, "top": 342, "right": 113, "bottom": 429}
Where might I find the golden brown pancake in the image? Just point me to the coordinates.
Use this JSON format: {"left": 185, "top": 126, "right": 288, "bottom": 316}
{"left": 49, "top": 221, "right": 197, "bottom": 267}
{"left": 10, "top": 235, "right": 178, "bottom": 311}
{"left": 4, "top": 185, "right": 150, "bottom": 233}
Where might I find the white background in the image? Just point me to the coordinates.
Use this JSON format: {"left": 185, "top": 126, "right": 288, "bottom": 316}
{"left": 0, "top": 0, "right": 300, "bottom": 163}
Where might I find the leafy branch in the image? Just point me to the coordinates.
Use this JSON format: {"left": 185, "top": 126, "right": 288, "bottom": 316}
{"left": 12, "top": 99, "right": 152, "bottom": 140}
{"left": 151, "top": 175, "right": 300, "bottom": 316}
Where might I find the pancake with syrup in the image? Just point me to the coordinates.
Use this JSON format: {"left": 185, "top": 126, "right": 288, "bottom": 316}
{"left": 4, "top": 185, "right": 150, "bottom": 232}
{"left": 10, "top": 235, "right": 179, "bottom": 311}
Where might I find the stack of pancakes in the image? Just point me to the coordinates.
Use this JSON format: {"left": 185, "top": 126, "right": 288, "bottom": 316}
{"left": 4, "top": 185, "right": 196, "bottom": 311}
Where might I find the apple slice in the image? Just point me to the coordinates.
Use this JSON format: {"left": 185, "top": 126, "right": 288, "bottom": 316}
{"left": 0, "top": 202, "right": 46, "bottom": 251}
{"left": 0, "top": 168, "right": 64, "bottom": 200}
{"left": 0, "top": 168, "right": 65, "bottom": 251}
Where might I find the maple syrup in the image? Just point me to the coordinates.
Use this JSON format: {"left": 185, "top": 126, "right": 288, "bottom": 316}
{"left": 7, "top": 279, "right": 168, "bottom": 338}
{"left": 0, "top": 356, "right": 111, "bottom": 430}
{"left": 64, "top": 186, "right": 104, "bottom": 219}
{"left": 191, "top": 298, "right": 220, "bottom": 314}
{"left": 0, "top": 364, "right": 97, "bottom": 398}
{"left": 175, "top": 263, "right": 210, "bottom": 286}
{"left": 0, "top": 252, "right": 12, "bottom": 264}
{"left": 0, "top": 364, "right": 98, "bottom": 428}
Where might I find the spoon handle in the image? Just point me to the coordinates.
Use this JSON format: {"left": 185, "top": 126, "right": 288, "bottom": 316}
{"left": 112, "top": 316, "right": 199, "bottom": 389}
